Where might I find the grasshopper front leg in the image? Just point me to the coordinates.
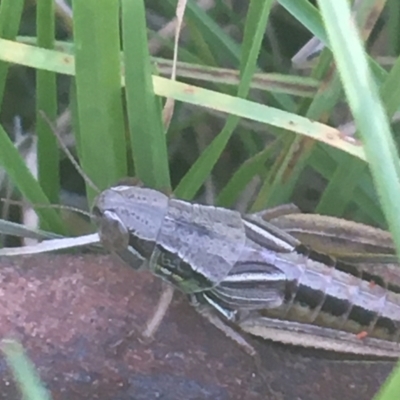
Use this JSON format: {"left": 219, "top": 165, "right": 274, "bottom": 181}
{"left": 142, "top": 282, "right": 175, "bottom": 340}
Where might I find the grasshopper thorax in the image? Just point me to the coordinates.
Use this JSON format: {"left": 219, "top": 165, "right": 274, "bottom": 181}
{"left": 92, "top": 186, "right": 169, "bottom": 262}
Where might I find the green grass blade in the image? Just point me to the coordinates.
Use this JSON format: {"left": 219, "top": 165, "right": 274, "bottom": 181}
{"left": 121, "top": 0, "right": 170, "bottom": 190}
{"left": 311, "top": 1, "right": 382, "bottom": 217}
{"left": 387, "top": 0, "right": 400, "bottom": 56}
{"left": 14, "top": 37, "right": 322, "bottom": 98}
{"left": 317, "top": 0, "right": 400, "bottom": 253}
{"left": 0, "top": 219, "right": 60, "bottom": 240}
{"left": 309, "top": 146, "right": 386, "bottom": 226}
{"left": 278, "top": 0, "right": 386, "bottom": 81}
{"left": 0, "top": 0, "right": 24, "bottom": 100}
{"left": 0, "top": 40, "right": 369, "bottom": 164}
{"left": 72, "top": 0, "right": 127, "bottom": 202}
{"left": 374, "top": 361, "right": 400, "bottom": 400}
{"left": 165, "top": 0, "right": 296, "bottom": 111}
{"left": 180, "top": 0, "right": 242, "bottom": 65}
{"left": 36, "top": 0, "right": 59, "bottom": 208}
{"left": 0, "top": 124, "right": 65, "bottom": 233}
{"left": 380, "top": 54, "right": 400, "bottom": 119}
{"left": 0, "top": 39, "right": 74, "bottom": 74}
{"left": 1, "top": 339, "right": 52, "bottom": 400}
{"left": 310, "top": 49, "right": 400, "bottom": 219}
{"left": 217, "top": 139, "right": 280, "bottom": 208}
{"left": 175, "top": 0, "right": 275, "bottom": 199}
{"left": 315, "top": 156, "right": 366, "bottom": 216}
{"left": 260, "top": 53, "right": 342, "bottom": 208}
{"left": 155, "top": 77, "right": 366, "bottom": 160}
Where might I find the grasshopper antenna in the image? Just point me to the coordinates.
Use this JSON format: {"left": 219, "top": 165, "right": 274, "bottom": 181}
{"left": 1, "top": 198, "right": 92, "bottom": 219}
{"left": 39, "top": 111, "right": 100, "bottom": 195}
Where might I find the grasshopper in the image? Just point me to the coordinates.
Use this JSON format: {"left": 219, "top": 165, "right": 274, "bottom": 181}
{"left": 92, "top": 184, "right": 400, "bottom": 360}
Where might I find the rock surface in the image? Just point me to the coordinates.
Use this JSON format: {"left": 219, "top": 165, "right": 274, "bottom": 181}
{"left": 0, "top": 253, "right": 394, "bottom": 400}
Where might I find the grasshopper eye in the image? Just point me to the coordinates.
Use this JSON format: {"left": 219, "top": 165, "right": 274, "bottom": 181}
{"left": 95, "top": 210, "right": 129, "bottom": 252}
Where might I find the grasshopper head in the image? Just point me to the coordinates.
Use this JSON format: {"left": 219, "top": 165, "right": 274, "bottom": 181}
{"left": 92, "top": 186, "right": 169, "bottom": 266}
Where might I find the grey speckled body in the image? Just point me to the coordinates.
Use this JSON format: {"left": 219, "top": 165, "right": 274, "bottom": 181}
{"left": 92, "top": 185, "right": 400, "bottom": 358}
{"left": 92, "top": 185, "right": 247, "bottom": 293}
